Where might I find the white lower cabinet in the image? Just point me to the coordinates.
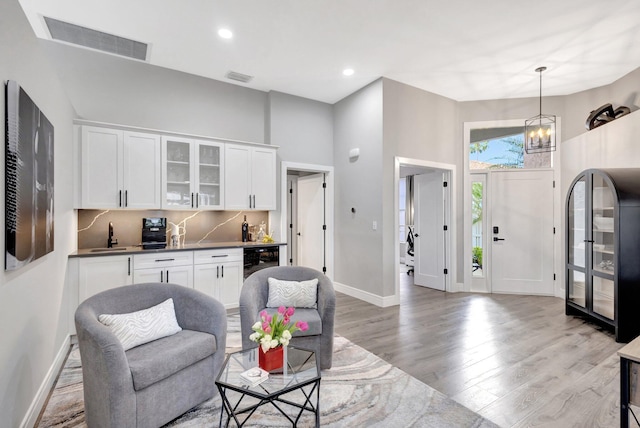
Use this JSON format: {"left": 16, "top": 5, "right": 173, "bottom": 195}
{"left": 193, "top": 249, "right": 243, "bottom": 308}
{"left": 78, "top": 255, "right": 133, "bottom": 304}
{"left": 133, "top": 251, "right": 194, "bottom": 288}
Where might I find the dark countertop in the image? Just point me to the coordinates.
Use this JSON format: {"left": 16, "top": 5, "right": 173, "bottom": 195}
{"left": 69, "top": 241, "right": 286, "bottom": 258}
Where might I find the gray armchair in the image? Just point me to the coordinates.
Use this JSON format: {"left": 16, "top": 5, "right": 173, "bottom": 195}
{"left": 75, "top": 283, "right": 227, "bottom": 428}
{"left": 239, "top": 266, "right": 336, "bottom": 370}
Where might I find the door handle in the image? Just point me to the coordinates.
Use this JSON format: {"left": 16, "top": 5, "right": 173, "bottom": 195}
{"left": 493, "top": 237, "right": 505, "bottom": 242}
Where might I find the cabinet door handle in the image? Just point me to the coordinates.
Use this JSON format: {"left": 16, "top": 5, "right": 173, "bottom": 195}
{"left": 196, "top": 193, "right": 199, "bottom": 208}
{"left": 166, "top": 270, "right": 169, "bottom": 283}
{"left": 252, "top": 195, "right": 256, "bottom": 208}
{"left": 221, "top": 265, "right": 224, "bottom": 278}
{"left": 161, "top": 270, "right": 164, "bottom": 282}
{"left": 249, "top": 194, "right": 252, "bottom": 209}
{"left": 211, "top": 255, "right": 228, "bottom": 258}
{"left": 217, "top": 266, "right": 219, "bottom": 278}
{"left": 125, "top": 190, "right": 128, "bottom": 207}
{"left": 191, "top": 193, "right": 194, "bottom": 208}
{"left": 119, "top": 190, "right": 122, "bottom": 207}
{"left": 155, "top": 258, "right": 175, "bottom": 262}
{"left": 127, "top": 257, "right": 131, "bottom": 276}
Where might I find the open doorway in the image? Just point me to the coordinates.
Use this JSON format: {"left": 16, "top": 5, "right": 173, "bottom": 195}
{"left": 395, "top": 157, "right": 456, "bottom": 300}
{"left": 280, "top": 162, "right": 334, "bottom": 279}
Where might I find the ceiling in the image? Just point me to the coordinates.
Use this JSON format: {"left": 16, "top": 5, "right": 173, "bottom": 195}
{"left": 17, "top": 0, "right": 640, "bottom": 104}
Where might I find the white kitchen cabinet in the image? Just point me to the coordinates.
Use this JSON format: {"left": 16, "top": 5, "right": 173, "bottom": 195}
{"left": 161, "top": 136, "right": 224, "bottom": 210}
{"left": 225, "top": 144, "right": 276, "bottom": 210}
{"left": 78, "top": 126, "right": 161, "bottom": 209}
{"left": 193, "top": 248, "right": 243, "bottom": 308}
{"left": 78, "top": 255, "right": 133, "bottom": 304}
{"left": 133, "top": 251, "right": 194, "bottom": 288}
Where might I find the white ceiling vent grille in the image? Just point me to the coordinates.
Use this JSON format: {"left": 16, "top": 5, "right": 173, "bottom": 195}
{"left": 44, "top": 16, "right": 148, "bottom": 61}
{"left": 225, "top": 71, "right": 253, "bottom": 83}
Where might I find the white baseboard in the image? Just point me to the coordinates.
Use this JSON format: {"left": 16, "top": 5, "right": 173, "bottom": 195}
{"left": 334, "top": 282, "right": 400, "bottom": 307}
{"left": 21, "top": 335, "right": 71, "bottom": 428}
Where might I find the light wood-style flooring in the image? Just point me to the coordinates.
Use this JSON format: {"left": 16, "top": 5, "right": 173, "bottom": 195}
{"left": 333, "top": 267, "right": 624, "bottom": 427}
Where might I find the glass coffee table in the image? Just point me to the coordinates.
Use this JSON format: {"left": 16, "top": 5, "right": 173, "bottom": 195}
{"left": 215, "top": 346, "right": 321, "bottom": 427}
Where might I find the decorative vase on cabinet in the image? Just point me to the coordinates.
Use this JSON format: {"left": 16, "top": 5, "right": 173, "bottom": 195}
{"left": 566, "top": 168, "right": 640, "bottom": 342}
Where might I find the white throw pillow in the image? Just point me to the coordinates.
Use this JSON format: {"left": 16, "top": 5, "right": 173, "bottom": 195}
{"left": 98, "top": 298, "right": 182, "bottom": 351}
{"left": 266, "top": 278, "right": 318, "bottom": 308}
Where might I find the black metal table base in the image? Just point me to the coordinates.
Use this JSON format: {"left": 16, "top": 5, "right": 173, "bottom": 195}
{"left": 217, "top": 379, "right": 321, "bottom": 427}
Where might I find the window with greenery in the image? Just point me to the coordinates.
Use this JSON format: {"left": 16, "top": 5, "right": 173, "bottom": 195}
{"left": 470, "top": 126, "right": 551, "bottom": 169}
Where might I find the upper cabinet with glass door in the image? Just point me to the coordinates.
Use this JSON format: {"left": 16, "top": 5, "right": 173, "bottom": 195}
{"left": 161, "top": 136, "right": 224, "bottom": 210}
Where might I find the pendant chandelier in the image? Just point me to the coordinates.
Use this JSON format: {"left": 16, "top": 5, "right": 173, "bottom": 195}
{"left": 524, "top": 66, "right": 556, "bottom": 154}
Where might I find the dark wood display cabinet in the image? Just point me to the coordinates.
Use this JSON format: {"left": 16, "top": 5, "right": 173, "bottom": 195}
{"left": 566, "top": 168, "right": 640, "bottom": 343}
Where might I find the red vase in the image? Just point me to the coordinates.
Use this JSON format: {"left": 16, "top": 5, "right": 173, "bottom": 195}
{"left": 259, "top": 346, "right": 284, "bottom": 372}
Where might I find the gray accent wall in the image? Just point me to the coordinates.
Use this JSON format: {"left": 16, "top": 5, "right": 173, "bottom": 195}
{"left": 382, "top": 78, "right": 459, "bottom": 293}
{"left": 40, "top": 40, "right": 267, "bottom": 143}
{"left": 333, "top": 80, "right": 384, "bottom": 296}
{"left": 266, "top": 91, "right": 334, "bottom": 247}
{"left": 0, "top": 0, "right": 77, "bottom": 425}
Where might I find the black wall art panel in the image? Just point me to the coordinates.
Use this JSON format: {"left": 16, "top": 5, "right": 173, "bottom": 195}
{"left": 5, "top": 80, "right": 54, "bottom": 271}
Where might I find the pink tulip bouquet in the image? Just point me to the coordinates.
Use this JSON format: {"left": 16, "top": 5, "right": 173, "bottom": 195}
{"left": 250, "top": 306, "right": 309, "bottom": 352}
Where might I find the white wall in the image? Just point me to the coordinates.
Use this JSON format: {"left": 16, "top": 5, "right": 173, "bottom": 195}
{"left": 333, "top": 80, "right": 384, "bottom": 298}
{"left": 561, "top": 109, "right": 640, "bottom": 206}
{"left": 0, "top": 1, "right": 77, "bottom": 426}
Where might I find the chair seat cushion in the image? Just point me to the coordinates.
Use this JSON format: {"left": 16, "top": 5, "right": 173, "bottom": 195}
{"left": 261, "top": 308, "right": 322, "bottom": 337}
{"left": 126, "top": 329, "right": 217, "bottom": 391}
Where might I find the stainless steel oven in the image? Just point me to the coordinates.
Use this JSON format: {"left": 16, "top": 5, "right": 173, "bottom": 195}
{"left": 243, "top": 246, "right": 280, "bottom": 279}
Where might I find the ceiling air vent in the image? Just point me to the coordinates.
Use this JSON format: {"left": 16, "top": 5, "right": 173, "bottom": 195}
{"left": 44, "top": 16, "right": 148, "bottom": 61}
{"left": 225, "top": 71, "right": 253, "bottom": 83}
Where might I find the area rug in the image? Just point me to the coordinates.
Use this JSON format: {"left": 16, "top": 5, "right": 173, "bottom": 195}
{"left": 37, "top": 316, "right": 498, "bottom": 427}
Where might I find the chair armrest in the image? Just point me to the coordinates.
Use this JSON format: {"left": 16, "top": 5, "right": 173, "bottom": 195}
{"left": 75, "top": 304, "right": 136, "bottom": 427}
{"left": 173, "top": 288, "right": 227, "bottom": 348}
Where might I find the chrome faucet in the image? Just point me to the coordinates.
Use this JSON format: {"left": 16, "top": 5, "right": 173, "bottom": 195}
{"left": 107, "top": 222, "right": 118, "bottom": 248}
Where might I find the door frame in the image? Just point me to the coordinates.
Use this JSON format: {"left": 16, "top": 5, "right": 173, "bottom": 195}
{"left": 394, "top": 157, "right": 456, "bottom": 299}
{"left": 463, "top": 119, "right": 563, "bottom": 296}
{"left": 280, "top": 161, "right": 334, "bottom": 280}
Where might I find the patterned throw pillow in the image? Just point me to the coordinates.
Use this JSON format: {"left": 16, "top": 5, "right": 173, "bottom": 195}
{"left": 98, "top": 298, "right": 182, "bottom": 351}
{"left": 266, "top": 278, "right": 318, "bottom": 308}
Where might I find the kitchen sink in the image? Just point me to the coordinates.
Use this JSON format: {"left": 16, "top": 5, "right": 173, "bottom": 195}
{"left": 89, "top": 248, "right": 127, "bottom": 252}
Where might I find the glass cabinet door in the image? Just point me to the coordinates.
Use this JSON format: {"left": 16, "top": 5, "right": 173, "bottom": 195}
{"left": 567, "top": 177, "right": 586, "bottom": 307}
{"left": 591, "top": 174, "right": 615, "bottom": 319}
{"left": 197, "top": 143, "right": 222, "bottom": 209}
{"left": 165, "top": 139, "right": 193, "bottom": 208}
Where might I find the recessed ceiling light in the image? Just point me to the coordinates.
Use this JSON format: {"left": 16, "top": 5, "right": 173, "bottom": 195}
{"left": 343, "top": 68, "right": 355, "bottom": 76}
{"left": 218, "top": 28, "right": 233, "bottom": 39}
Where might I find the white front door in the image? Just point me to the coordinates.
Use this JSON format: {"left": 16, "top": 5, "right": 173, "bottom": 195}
{"left": 414, "top": 172, "right": 446, "bottom": 291}
{"left": 490, "top": 170, "right": 555, "bottom": 295}
{"left": 297, "top": 173, "right": 325, "bottom": 272}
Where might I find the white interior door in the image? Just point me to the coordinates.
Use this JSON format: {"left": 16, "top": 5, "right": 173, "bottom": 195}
{"left": 414, "top": 172, "right": 446, "bottom": 291}
{"left": 297, "top": 173, "right": 325, "bottom": 272}
{"left": 491, "top": 170, "right": 555, "bottom": 295}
